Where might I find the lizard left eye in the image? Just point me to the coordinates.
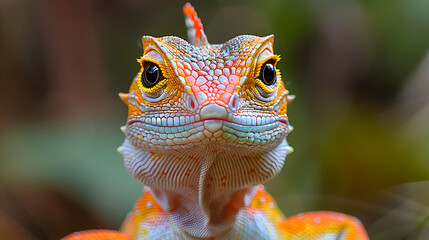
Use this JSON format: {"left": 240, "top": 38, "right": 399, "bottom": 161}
{"left": 259, "top": 62, "right": 277, "bottom": 86}
{"left": 141, "top": 63, "right": 164, "bottom": 88}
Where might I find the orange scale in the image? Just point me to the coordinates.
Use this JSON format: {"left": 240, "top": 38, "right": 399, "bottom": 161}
{"left": 62, "top": 230, "right": 129, "bottom": 240}
{"left": 235, "top": 67, "right": 242, "bottom": 76}
{"left": 234, "top": 86, "right": 241, "bottom": 93}
{"left": 233, "top": 59, "right": 241, "bottom": 66}
{"left": 178, "top": 68, "right": 185, "bottom": 77}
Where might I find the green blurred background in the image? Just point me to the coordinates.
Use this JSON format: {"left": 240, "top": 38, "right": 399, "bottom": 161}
{"left": 1, "top": 0, "right": 428, "bottom": 239}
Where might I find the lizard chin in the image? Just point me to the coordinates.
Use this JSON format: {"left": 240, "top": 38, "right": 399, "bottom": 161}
{"left": 120, "top": 137, "right": 292, "bottom": 239}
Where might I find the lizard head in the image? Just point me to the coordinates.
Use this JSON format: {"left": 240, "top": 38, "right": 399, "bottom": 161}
{"left": 121, "top": 34, "right": 293, "bottom": 153}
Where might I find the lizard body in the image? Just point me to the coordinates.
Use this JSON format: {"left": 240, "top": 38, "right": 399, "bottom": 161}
{"left": 64, "top": 3, "right": 369, "bottom": 240}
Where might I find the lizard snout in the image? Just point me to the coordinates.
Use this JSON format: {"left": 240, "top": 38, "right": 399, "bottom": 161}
{"left": 200, "top": 104, "right": 228, "bottom": 120}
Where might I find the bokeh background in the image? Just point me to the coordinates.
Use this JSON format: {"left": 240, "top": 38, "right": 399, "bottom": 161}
{"left": 1, "top": 0, "right": 428, "bottom": 239}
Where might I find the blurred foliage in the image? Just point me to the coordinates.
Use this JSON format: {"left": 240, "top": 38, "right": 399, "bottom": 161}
{"left": 0, "top": 0, "right": 428, "bottom": 239}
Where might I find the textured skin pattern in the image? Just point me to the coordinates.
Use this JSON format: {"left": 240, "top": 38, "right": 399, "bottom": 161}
{"left": 63, "top": 3, "right": 369, "bottom": 240}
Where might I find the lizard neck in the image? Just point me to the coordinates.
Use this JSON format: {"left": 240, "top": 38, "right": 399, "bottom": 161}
{"left": 121, "top": 139, "right": 291, "bottom": 239}
{"left": 149, "top": 184, "right": 259, "bottom": 239}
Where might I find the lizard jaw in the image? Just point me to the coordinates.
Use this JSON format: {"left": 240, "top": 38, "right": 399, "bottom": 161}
{"left": 125, "top": 111, "right": 291, "bottom": 153}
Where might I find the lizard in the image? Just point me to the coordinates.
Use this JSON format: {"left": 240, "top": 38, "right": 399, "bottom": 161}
{"left": 63, "top": 3, "right": 369, "bottom": 240}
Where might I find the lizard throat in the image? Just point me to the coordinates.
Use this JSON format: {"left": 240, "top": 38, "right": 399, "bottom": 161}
{"left": 120, "top": 138, "right": 292, "bottom": 239}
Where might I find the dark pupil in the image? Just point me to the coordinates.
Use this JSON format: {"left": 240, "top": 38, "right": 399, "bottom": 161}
{"left": 142, "top": 64, "right": 161, "bottom": 87}
{"left": 261, "top": 63, "right": 276, "bottom": 85}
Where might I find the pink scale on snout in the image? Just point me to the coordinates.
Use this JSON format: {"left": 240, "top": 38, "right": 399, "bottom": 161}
{"left": 196, "top": 92, "right": 208, "bottom": 104}
{"left": 229, "top": 75, "right": 239, "bottom": 85}
{"left": 221, "top": 92, "right": 232, "bottom": 104}
{"left": 226, "top": 85, "right": 235, "bottom": 93}
{"left": 186, "top": 75, "right": 196, "bottom": 85}
{"left": 191, "top": 85, "right": 200, "bottom": 93}
{"left": 196, "top": 76, "right": 207, "bottom": 86}
{"left": 191, "top": 70, "right": 198, "bottom": 78}
{"left": 214, "top": 69, "right": 222, "bottom": 76}
{"left": 200, "top": 85, "right": 209, "bottom": 91}
{"left": 198, "top": 61, "right": 205, "bottom": 69}
{"left": 223, "top": 68, "right": 230, "bottom": 77}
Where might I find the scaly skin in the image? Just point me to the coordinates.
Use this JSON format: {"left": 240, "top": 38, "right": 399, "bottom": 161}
{"left": 63, "top": 3, "right": 369, "bottom": 240}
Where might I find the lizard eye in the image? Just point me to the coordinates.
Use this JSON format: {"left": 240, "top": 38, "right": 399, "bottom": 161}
{"left": 259, "top": 62, "right": 277, "bottom": 86}
{"left": 141, "top": 63, "right": 164, "bottom": 88}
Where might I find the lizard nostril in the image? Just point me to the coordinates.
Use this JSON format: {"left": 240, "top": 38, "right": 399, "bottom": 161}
{"left": 190, "top": 99, "right": 195, "bottom": 109}
{"left": 229, "top": 94, "right": 239, "bottom": 112}
{"left": 187, "top": 94, "right": 198, "bottom": 112}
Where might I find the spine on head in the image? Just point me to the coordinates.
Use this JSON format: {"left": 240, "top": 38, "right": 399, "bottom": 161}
{"left": 183, "top": 3, "right": 209, "bottom": 47}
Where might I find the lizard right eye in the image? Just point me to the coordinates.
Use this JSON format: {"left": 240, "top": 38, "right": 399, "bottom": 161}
{"left": 141, "top": 63, "right": 164, "bottom": 88}
{"left": 259, "top": 62, "right": 277, "bottom": 86}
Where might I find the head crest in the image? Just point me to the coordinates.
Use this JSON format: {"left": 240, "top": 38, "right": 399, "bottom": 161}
{"left": 183, "top": 3, "right": 209, "bottom": 47}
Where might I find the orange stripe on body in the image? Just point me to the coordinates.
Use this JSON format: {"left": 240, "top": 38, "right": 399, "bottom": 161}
{"left": 121, "top": 188, "right": 167, "bottom": 238}
{"left": 279, "top": 211, "right": 369, "bottom": 239}
{"left": 62, "top": 230, "right": 129, "bottom": 240}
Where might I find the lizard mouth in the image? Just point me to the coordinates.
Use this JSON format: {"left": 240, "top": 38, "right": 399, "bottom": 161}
{"left": 126, "top": 116, "right": 290, "bottom": 135}
{"left": 191, "top": 117, "right": 289, "bottom": 126}
{"left": 126, "top": 114, "right": 289, "bottom": 128}
{"left": 126, "top": 114, "right": 291, "bottom": 151}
